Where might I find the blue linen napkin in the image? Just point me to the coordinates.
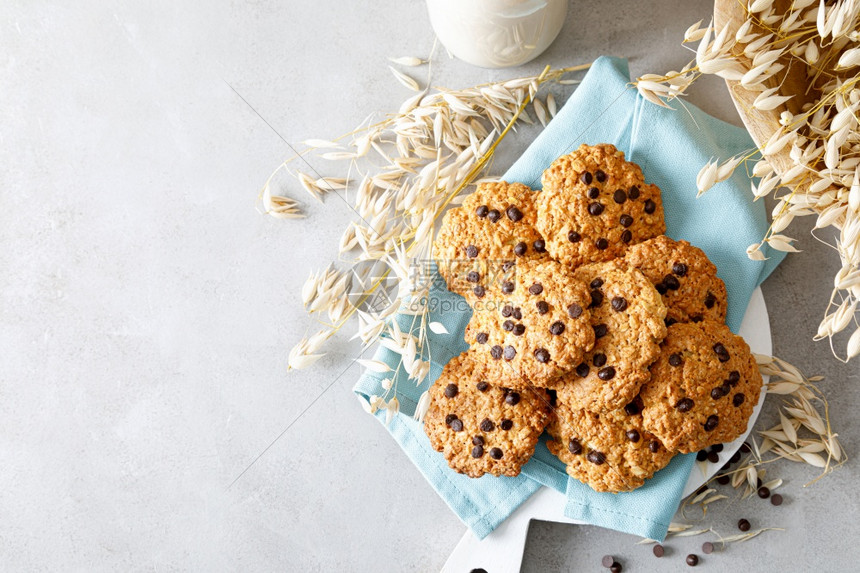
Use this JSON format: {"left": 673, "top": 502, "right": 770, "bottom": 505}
{"left": 353, "top": 56, "right": 785, "bottom": 541}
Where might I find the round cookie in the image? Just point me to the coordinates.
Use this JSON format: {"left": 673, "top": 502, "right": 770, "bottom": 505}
{"left": 555, "top": 260, "right": 668, "bottom": 413}
{"left": 434, "top": 181, "right": 547, "bottom": 300}
{"left": 546, "top": 403, "right": 675, "bottom": 492}
{"left": 534, "top": 143, "right": 666, "bottom": 269}
{"left": 464, "top": 259, "right": 596, "bottom": 389}
{"left": 639, "top": 320, "right": 763, "bottom": 453}
{"left": 424, "top": 350, "right": 552, "bottom": 478}
{"left": 623, "top": 235, "right": 728, "bottom": 325}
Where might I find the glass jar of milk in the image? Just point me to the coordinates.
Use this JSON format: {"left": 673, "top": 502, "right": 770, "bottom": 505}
{"left": 426, "top": 0, "right": 568, "bottom": 68}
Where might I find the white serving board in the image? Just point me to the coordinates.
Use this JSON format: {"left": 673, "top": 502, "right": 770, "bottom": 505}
{"left": 443, "top": 287, "right": 772, "bottom": 573}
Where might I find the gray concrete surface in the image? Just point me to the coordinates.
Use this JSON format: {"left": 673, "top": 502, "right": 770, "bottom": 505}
{"left": 1, "top": 0, "right": 857, "bottom": 571}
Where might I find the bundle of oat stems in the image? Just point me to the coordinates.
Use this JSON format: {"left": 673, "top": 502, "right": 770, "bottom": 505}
{"left": 635, "top": 0, "right": 860, "bottom": 361}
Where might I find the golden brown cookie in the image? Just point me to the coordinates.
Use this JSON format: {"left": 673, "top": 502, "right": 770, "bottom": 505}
{"left": 534, "top": 143, "right": 666, "bottom": 269}
{"left": 623, "top": 235, "right": 728, "bottom": 325}
{"left": 464, "top": 259, "right": 595, "bottom": 389}
{"left": 424, "top": 350, "right": 552, "bottom": 477}
{"left": 434, "top": 181, "right": 547, "bottom": 300}
{"left": 555, "top": 260, "right": 668, "bottom": 413}
{"left": 639, "top": 320, "right": 763, "bottom": 453}
{"left": 547, "top": 403, "right": 676, "bottom": 492}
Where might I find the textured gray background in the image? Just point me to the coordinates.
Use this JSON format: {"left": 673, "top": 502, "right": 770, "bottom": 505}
{"left": 1, "top": 0, "right": 857, "bottom": 571}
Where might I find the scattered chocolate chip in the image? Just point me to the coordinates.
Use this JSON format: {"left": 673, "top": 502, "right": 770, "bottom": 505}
{"left": 466, "top": 271, "right": 480, "bottom": 283}
{"left": 649, "top": 440, "right": 661, "bottom": 453}
{"left": 663, "top": 274, "right": 680, "bottom": 290}
{"left": 501, "top": 281, "right": 514, "bottom": 294}
{"left": 595, "top": 169, "right": 607, "bottom": 182}
{"left": 705, "top": 292, "right": 717, "bottom": 308}
{"left": 625, "top": 396, "right": 643, "bottom": 415}
{"left": 473, "top": 285, "right": 486, "bottom": 298}
{"left": 471, "top": 445, "right": 484, "bottom": 458}
{"left": 476, "top": 333, "right": 489, "bottom": 345}
{"left": 610, "top": 562, "right": 622, "bottom": 573}
{"left": 696, "top": 450, "right": 708, "bottom": 462}
{"left": 444, "top": 384, "right": 458, "bottom": 398}
{"left": 702, "top": 542, "right": 714, "bottom": 555}
{"left": 733, "top": 393, "right": 745, "bottom": 407}
{"left": 514, "top": 242, "right": 527, "bottom": 256}
{"left": 711, "top": 444, "right": 724, "bottom": 453}
{"left": 465, "top": 244, "right": 478, "bottom": 258}
{"left": 621, "top": 230, "right": 632, "bottom": 243}
{"left": 536, "top": 300, "right": 549, "bottom": 315}
{"left": 590, "top": 278, "right": 605, "bottom": 288}
{"left": 596, "top": 238, "right": 609, "bottom": 250}
{"left": 500, "top": 419, "right": 513, "bottom": 431}
{"left": 717, "top": 474, "right": 731, "bottom": 485}
{"left": 445, "top": 414, "right": 457, "bottom": 426}
{"left": 580, "top": 172, "right": 592, "bottom": 185}
{"left": 672, "top": 262, "right": 688, "bottom": 276}
{"left": 593, "top": 323, "right": 609, "bottom": 338}
{"left": 567, "top": 231, "right": 581, "bottom": 243}
{"left": 613, "top": 189, "right": 627, "bottom": 204}
{"left": 489, "top": 447, "right": 503, "bottom": 460}
{"left": 626, "top": 429, "right": 640, "bottom": 442}
{"left": 588, "top": 187, "right": 600, "bottom": 199}
{"left": 512, "top": 307, "right": 522, "bottom": 320}
{"left": 587, "top": 450, "right": 606, "bottom": 465}
{"left": 708, "top": 451, "right": 719, "bottom": 463}
{"left": 713, "top": 343, "right": 729, "bottom": 357}
{"left": 602, "top": 555, "right": 614, "bottom": 568}
{"left": 487, "top": 209, "right": 501, "bottom": 223}
{"left": 501, "top": 305, "right": 513, "bottom": 317}
{"left": 628, "top": 185, "right": 640, "bottom": 199}
{"left": 476, "top": 381, "right": 489, "bottom": 392}
{"left": 490, "top": 345, "right": 503, "bottom": 359}
{"left": 738, "top": 518, "right": 751, "bottom": 532}
{"left": 476, "top": 205, "right": 489, "bottom": 218}
{"left": 590, "top": 290, "right": 604, "bottom": 307}
{"left": 502, "top": 320, "right": 514, "bottom": 332}
{"left": 550, "top": 321, "right": 565, "bottom": 335}
{"left": 472, "top": 436, "right": 484, "bottom": 446}
{"left": 533, "top": 239, "right": 547, "bottom": 253}
{"left": 730, "top": 451, "right": 741, "bottom": 464}
{"left": 655, "top": 282, "right": 668, "bottom": 295}
{"left": 450, "top": 419, "right": 464, "bottom": 432}
{"left": 675, "top": 398, "right": 694, "bottom": 412}
{"left": 686, "top": 554, "right": 699, "bottom": 567}
{"left": 502, "top": 261, "right": 515, "bottom": 272}
{"left": 505, "top": 392, "right": 520, "bottom": 406}
{"left": 576, "top": 363, "right": 590, "bottom": 377}
{"left": 711, "top": 387, "right": 724, "bottom": 400}
{"left": 644, "top": 199, "right": 657, "bottom": 214}
{"left": 704, "top": 415, "right": 719, "bottom": 431}
{"left": 619, "top": 214, "right": 634, "bottom": 227}
{"left": 611, "top": 296, "right": 628, "bottom": 311}
{"left": 588, "top": 202, "right": 605, "bottom": 216}
{"left": 598, "top": 366, "right": 616, "bottom": 380}
{"left": 758, "top": 486, "right": 770, "bottom": 499}
{"left": 593, "top": 353, "right": 607, "bottom": 367}
{"left": 728, "top": 370, "right": 741, "bottom": 385}
{"left": 529, "top": 283, "right": 543, "bottom": 295}
{"left": 503, "top": 345, "right": 517, "bottom": 361}
{"left": 567, "top": 438, "right": 582, "bottom": 455}
{"left": 653, "top": 544, "right": 665, "bottom": 558}
{"left": 512, "top": 324, "right": 525, "bottom": 336}
{"left": 567, "top": 303, "right": 582, "bottom": 318}
{"left": 771, "top": 493, "right": 783, "bottom": 506}
{"left": 740, "top": 442, "right": 751, "bottom": 454}
{"left": 480, "top": 418, "right": 495, "bottom": 432}
{"left": 669, "top": 353, "right": 682, "bottom": 367}
{"left": 534, "top": 348, "right": 550, "bottom": 363}
{"left": 506, "top": 206, "right": 523, "bottom": 222}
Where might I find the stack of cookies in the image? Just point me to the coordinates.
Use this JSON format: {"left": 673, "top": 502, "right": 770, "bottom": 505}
{"left": 424, "top": 143, "right": 763, "bottom": 492}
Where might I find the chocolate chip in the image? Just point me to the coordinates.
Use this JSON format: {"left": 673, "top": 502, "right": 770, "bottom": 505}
{"left": 711, "top": 387, "right": 724, "bottom": 399}
{"left": 644, "top": 199, "right": 657, "bottom": 214}
{"left": 476, "top": 205, "right": 489, "bottom": 218}
{"left": 593, "top": 323, "right": 608, "bottom": 338}
{"left": 465, "top": 271, "right": 479, "bottom": 283}
{"left": 501, "top": 281, "right": 514, "bottom": 294}
{"left": 713, "top": 343, "right": 730, "bottom": 362}
{"left": 619, "top": 214, "right": 633, "bottom": 227}
{"left": 733, "top": 392, "right": 746, "bottom": 407}
{"left": 533, "top": 239, "right": 546, "bottom": 253}
{"left": 655, "top": 282, "right": 668, "bottom": 295}
{"left": 611, "top": 560, "right": 623, "bottom": 572}
{"left": 771, "top": 493, "right": 783, "bottom": 506}
{"left": 628, "top": 185, "right": 640, "bottom": 199}
{"left": 490, "top": 345, "right": 503, "bottom": 359}
{"left": 663, "top": 274, "right": 680, "bottom": 290}
{"left": 587, "top": 451, "right": 606, "bottom": 465}
{"left": 588, "top": 202, "right": 605, "bottom": 216}
{"left": 575, "top": 363, "right": 590, "bottom": 377}
{"left": 702, "top": 542, "right": 714, "bottom": 555}
{"left": 758, "top": 486, "right": 770, "bottom": 499}
{"left": 512, "top": 307, "right": 522, "bottom": 320}
{"left": 489, "top": 447, "right": 503, "bottom": 460}
{"left": 711, "top": 443, "right": 724, "bottom": 453}
{"left": 590, "top": 277, "right": 604, "bottom": 289}
{"left": 593, "top": 353, "right": 607, "bottom": 367}
{"left": 471, "top": 445, "right": 484, "bottom": 458}
{"left": 730, "top": 451, "right": 741, "bottom": 464}
{"left": 613, "top": 189, "right": 627, "bottom": 203}
{"left": 480, "top": 418, "right": 495, "bottom": 432}
{"left": 536, "top": 301, "right": 549, "bottom": 314}
{"left": 653, "top": 544, "right": 665, "bottom": 558}
{"left": 675, "top": 398, "right": 694, "bottom": 412}
{"left": 512, "top": 324, "right": 525, "bottom": 336}
{"left": 470, "top": 436, "right": 484, "bottom": 447}
{"left": 534, "top": 348, "right": 550, "bottom": 363}
{"left": 596, "top": 170, "right": 606, "bottom": 182}
{"left": 476, "top": 332, "right": 489, "bottom": 344}
{"left": 611, "top": 296, "right": 628, "bottom": 311}
{"left": 514, "top": 242, "right": 527, "bottom": 256}
{"left": 704, "top": 415, "right": 719, "bottom": 431}
{"left": 602, "top": 555, "right": 614, "bottom": 568}
{"left": 444, "top": 384, "right": 458, "bottom": 398}
{"left": 476, "top": 381, "right": 489, "bottom": 392}
{"left": 728, "top": 370, "right": 741, "bottom": 385}
{"left": 529, "top": 283, "right": 543, "bottom": 295}
{"left": 626, "top": 429, "right": 640, "bottom": 442}
{"left": 696, "top": 450, "right": 708, "bottom": 462}
{"left": 669, "top": 353, "right": 682, "bottom": 367}
{"left": 550, "top": 321, "right": 565, "bottom": 335}
{"left": 621, "top": 230, "right": 632, "bottom": 243}
{"left": 567, "top": 303, "right": 582, "bottom": 318}
{"left": 741, "top": 442, "right": 751, "bottom": 454}
{"left": 445, "top": 414, "right": 457, "bottom": 425}
{"left": 588, "top": 187, "right": 600, "bottom": 199}
{"left": 501, "top": 305, "right": 513, "bottom": 317}
{"left": 487, "top": 209, "right": 501, "bottom": 223}
{"left": 465, "top": 244, "right": 478, "bottom": 258}
{"left": 738, "top": 518, "right": 750, "bottom": 531}
{"left": 708, "top": 450, "right": 719, "bottom": 463}
{"left": 649, "top": 440, "right": 661, "bottom": 453}
{"left": 672, "top": 262, "right": 688, "bottom": 276}
{"left": 596, "top": 238, "right": 609, "bottom": 250}
{"left": 717, "top": 474, "right": 731, "bottom": 485}
{"left": 568, "top": 230, "right": 581, "bottom": 243}
{"left": 686, "top": 554, "right": 698, "bottom": 567}
{"left": 598, "top": 367, "right": 616, "bottom": 380}
{"left": 503, "top": 346, "right": 517, "bottom": 361}
{"left": 450, "top": 419, "right": 463, "bottom": 432}
{"left": 590, "top": 290, "right": 604, "bottom": 307}
{"left": 580, "top": 172, "right": 592, "bottom": 185}
{"left": 473, "top": 285, "right": 485, "bottom": 298}
{"left": 502, "top": 261, "right": 514, "bottom": 272}
{"left": 705, "top": 292, "right": 717, "bottom": 308}
{"left": 625, "top": 396, "right": 643, "bottom": 415}
{"left": 500, "top": 419, "right": 513, "bottom": 431}
{"left": 568, "top": 438, "right": 582, "bottom": 454}
{"left": 506, "top": 206, "right": 523, "bottom": 222}
{"left": 502, "top": 320, "right": 514, "bottom": 331}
